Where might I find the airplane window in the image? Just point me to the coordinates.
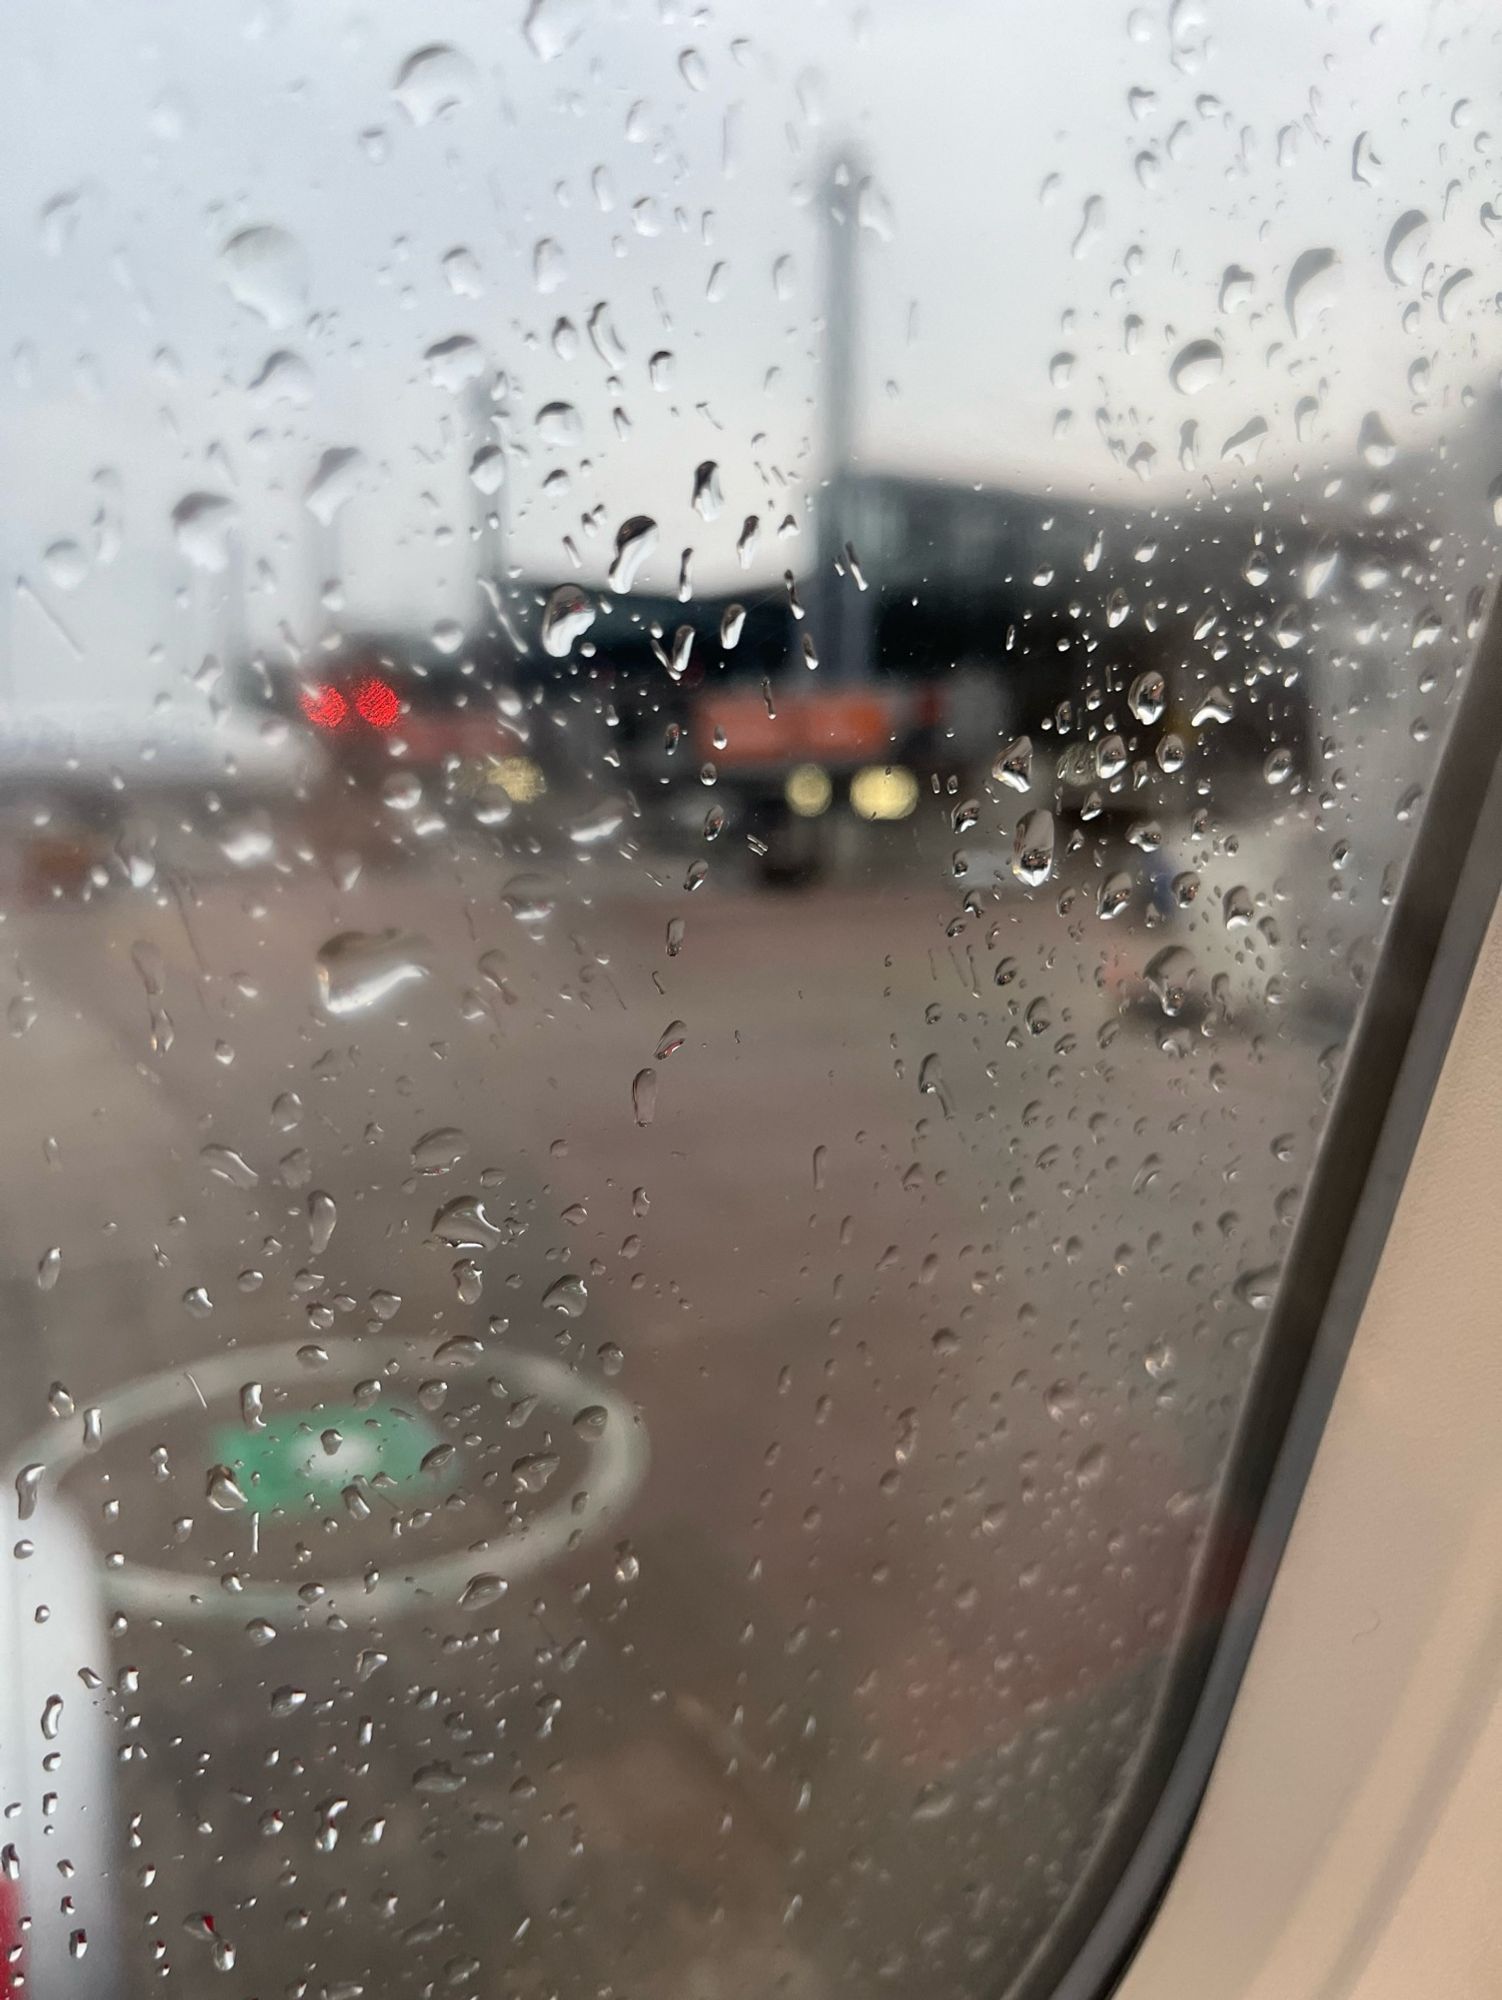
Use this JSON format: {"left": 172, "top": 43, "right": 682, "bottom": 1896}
{"left": 2, "top": 3, "right": 1498, "bottom": 1998}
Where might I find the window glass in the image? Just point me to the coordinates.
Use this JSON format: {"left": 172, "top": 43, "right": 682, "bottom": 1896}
{"left": 1, "top": 3, "right": 1495, "bottom": 1997}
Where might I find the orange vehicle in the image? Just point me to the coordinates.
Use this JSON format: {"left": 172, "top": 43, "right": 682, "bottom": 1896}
{"left": 584, "top": 590, "right": 965, "bottom": 883}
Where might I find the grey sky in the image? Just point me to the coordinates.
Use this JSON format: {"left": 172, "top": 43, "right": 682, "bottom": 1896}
{"left": 0, "top": 0, "right": 1497, "bottom": 709}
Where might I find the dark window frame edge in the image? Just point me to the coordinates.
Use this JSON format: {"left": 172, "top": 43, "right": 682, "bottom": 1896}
{"left": 1011, "top": 593, "right": 1502, "bottom": 2000}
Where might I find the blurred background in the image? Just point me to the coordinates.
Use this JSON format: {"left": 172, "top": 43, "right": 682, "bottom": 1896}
{"left": 0, "top": 1, "right": 1498, "bottom": 1996}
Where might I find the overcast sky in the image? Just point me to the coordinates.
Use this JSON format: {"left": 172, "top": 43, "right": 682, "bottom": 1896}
{"left": 1, "top": 0, "right": 1498, "bottom": 710}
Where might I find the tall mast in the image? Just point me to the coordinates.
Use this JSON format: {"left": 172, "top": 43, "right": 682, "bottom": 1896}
{"left": 816, "top": 149, "right": 870, "bottom": 687}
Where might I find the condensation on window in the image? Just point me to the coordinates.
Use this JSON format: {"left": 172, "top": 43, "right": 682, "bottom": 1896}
{"left": 0, "top": 2, "right": 1496, "bottom": 1997}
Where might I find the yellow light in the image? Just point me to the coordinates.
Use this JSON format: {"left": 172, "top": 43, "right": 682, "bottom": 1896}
{"left": 490, "top": 756, "right": 546, "bottom": 803}
{"left": 785, "top": 764, "right": 832, "bottom": 817}
{"left": 851, "top": 764, "right": 918, "bottom": 821}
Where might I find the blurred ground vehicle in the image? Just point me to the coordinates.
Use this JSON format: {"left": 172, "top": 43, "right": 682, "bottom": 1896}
{"left": 531, "top": 473, "right": 1345, "bottom": 890}
{"left": 587, "top": 589, "right": 943, "bottom": 883}
{"left": 238, "top": 632, "right": 565, "bottom": 850}
{"left": 0, "top": 705, "right": 323, "bottom": 902}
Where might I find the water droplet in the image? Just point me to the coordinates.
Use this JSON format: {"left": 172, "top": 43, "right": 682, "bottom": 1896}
{"left": 424, "top": 334, "right": 485, "bottom": 392}
{"left": 1219, "top": 263, "right": 1254, "bottom": 313}
{"left": 15, "top": 1464, "right": 42, "bottom": 1521}
{"left": 413, "top": 1760, "right": 466, "bottom": 1799}
{"left": 1169, "top": 338, "right": 1223, "bottom": 394}
{"left": 632, "top": 1067, "right": 657, "bottom": 1126}
{"left": 533, "top": 237, "right": 566, "bottom": 294}
{"left": 911, "top": 1780, "right": 955, "bottom": 1822}
{"left": 692, "top": 461, "right": 723, "bottom": 522}
{"left": 435, "top": 1333, "right": 484, "bottom": 1368}
{"left": 218, "top": 813, "right": 275, "bottom": 867}
{"left": 992, "top": 735, "right": 1033, "bottom": 792}
{"left": 420, "top": 1441, "right": 457, "bottom": 1480}
{"left": 503, "top": 872, "right": 558, "bottom": 926}
{"left": 459, "top": 1573, "right": 506, "bottom": 1611}
{"left": 512, "top": 1452, "right": 560, "bottom": 1494}
{"left": 856, "top": 177, "right": 894, "bottom": 239}
{"left": 666, "top": 624, "right": 695, "bottom": 682}
{"left": 654, "top": 1019, "right": 687, "bottom": 1061}
{"left": 201, "top": 1145, "right": 259, "bottom": 1189}
{"left": 1070, "top": 195, "right": 1104, "bottom": 259}
{"left": 39, "top": 189, "right": 85, "bottom": 258}
{"left": 1098, "top": 872, "right": 1132, "bottom": 920}
{"left": 380, "top": 770, "right": 422, "bottom": 815}
{"left": 315, "top": 931, "right": 428, "bottom": 1015}
{"left": 247, "top": 351, "right": 313, "bottom": 417}
{"left": 736, "top": 516, "right": 761, "bottom": 569}
{"left": 171, "top": 493, "right": 237, "bottom": 573}
{"left": 1285, "top": 246, "right": 1338, "bottom": 335}
{"left": 308, "top": 1191, "right": 337, "bottom": 1256}
{"left": 608, "top": 516, "right": 657, "bottom": 592}
{"left": 1145, "top": 945, "right": 1198, "bottom": 1017}
{"left": 43, "top": 540, "right": 87, "bottom": 592}
{"left": 469, "top": 444, "right": 505, "bottom": 494}
{"left": 1128, "top": 670, "right": 1166, "bottom": 724}
{"left": 1011, "top": 809, "right": 1055, "bottom": 888}
{"left": 304, "top": 447, "right": 365, "bottom": 526}
{"left": 1235, "top": 1265, "right": 1280, "bottom": 1311}
{"left": 443, "top": 246, "right": 484, "bottom": 297}
{"left": 542, "top": 585, "right": 596, "bottom": 658}
{"left": 1221, "top": 415, "right": 1268, "bottom": 463}
{"left": 523, "top": 0, "right": 585, "bottom": 61}
{"left": 1075, "top": 1443, "right": 1109, "bottom": 1489}
{"left": 1383, "top": 209, "right": 1428, "bottom": 286}
{"left": 1357, "top": 411, "right": 1397, "bottom": 468}
{"left": 587, "top": 301, "right": 626, "bottom": 368}
{"left": 411, "top": 1128, "right": 469, "bottom": 1175}
{"left": 1303, "top": 545, "right": 1340, "bottom": 599}
{"left": 568, "top": 800, "right": 627, "bottom": 847}
{"left": 218, "top": 226, "right": 306, "bottom": 330}
{"left": 392, "top": 44, "right": 477, "bottom": 126}
{"left": 543, "top": 1273, "right": 588, "bottom": 1318}
{"left": 37, "top": 1245, "right": 61, "bottom": 1292}
{"left": 206, "top": 1465, "right": 248, "bottom": 1512}
{"left": 431, "top": 1195, "right": 500, "bottom": 1252}
{"left": 536, "top": 400, "right": 581, "bottom": 448}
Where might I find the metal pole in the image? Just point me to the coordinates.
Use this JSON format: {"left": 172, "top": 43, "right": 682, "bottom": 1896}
{"left": 816, "top": 148, "right": 872, "bottom": 687}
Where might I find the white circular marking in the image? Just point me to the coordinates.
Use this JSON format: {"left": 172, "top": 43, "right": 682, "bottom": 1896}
{"left": 8, "top": 1341, "right": 648, "bottom": 1622}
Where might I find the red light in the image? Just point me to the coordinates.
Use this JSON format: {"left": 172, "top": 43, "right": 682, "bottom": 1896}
{"left": 299, "top": 683, "right": 348, "bottom": 731}
{"left": 354, "top": 675, "right": 400, "bottom": 730}
{"left": 0, "top": 1875, "right": 23, "bottom": 1997}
